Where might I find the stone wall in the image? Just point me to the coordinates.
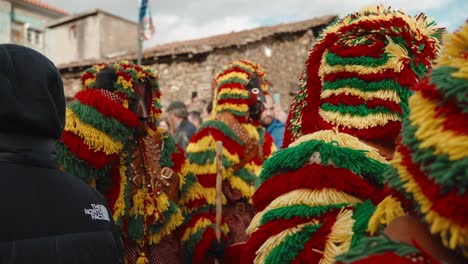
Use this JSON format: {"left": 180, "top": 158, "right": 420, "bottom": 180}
{"left": 62, "top": 29, "right": 317, "bottom": 112}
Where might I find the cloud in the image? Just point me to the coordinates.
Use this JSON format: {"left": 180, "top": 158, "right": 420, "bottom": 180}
{"left": 45, "top": 0, "right": 463, "bottom": 45}
{"left": 146, "top": 14, "right": 260, "bottom": 46}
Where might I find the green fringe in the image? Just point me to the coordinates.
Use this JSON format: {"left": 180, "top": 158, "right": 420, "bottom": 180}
{"left": 259, "top": 139, "right": 387, "bottom": 185}
{"left": 148, "top": 198, "right": 181, "bottom": 234}
{"left": 265, "top": 223, "right": 322, "bottom": 264}
{"left": 235, "top": 167, "right": 258, "bottom": 186}
{"left": 217, "top": 77, "right": 248, "bottom": 87}
{"left": 199, "top": 120, "right": 244, "bottom": 145}
{"left": 181, "top": 173, "right": 199, "bottom": 195}
{"left": 160, "top": 132, "right": 177, "bottom": 169}
{"left": 350, "top": 199, "right": 377, "bottom": 248}
{"left": 182, "top": 222, "right": 217, "bottom": 263}
{"left": 218, "top": 93, "right": 248, "bottom": 100}
{"left": 56, "top": 141, "right": 110, "bottom": 184}
{"left": 430, "top": 66, "right": 468, "bottom": 110}
{"left": 288, "top": 68, "right": 308, "bottom": 138}
{"left": 127, "top": 215, "right": 145, "bottom": 241}
{"left": 384, "top": 166, "right": 412, "bottom": 201}
{"left": 326, "top": 51, "right": 390, "bottom": 67}
{"left": 68, "top": 101, "right": 133, "bottom": 143}
{"left": 323, "top": 78, "right": 406, "bottom": 95}
{"left": 260, "top": 204, "right": 348, "bottom": 225}
{"left": 321, "top": 102, "right": 397, "bottom": 117}
{"left": 402, "top": 118, "right": 468, "bottom": 193}
{"left": 336, "top": 235, "right": 421, "bottom": 263}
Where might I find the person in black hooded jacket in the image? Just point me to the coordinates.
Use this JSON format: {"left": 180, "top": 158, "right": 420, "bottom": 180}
{"left": 0, "top": 44, "right": 124, "bottom": 263}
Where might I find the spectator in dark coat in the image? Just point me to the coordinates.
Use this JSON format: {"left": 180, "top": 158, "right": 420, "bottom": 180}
{"left": 0, "top": 44, "right": 124, "bottom": 264}
{"left": 166, "top": 100, "right": 196, "bottom": 151}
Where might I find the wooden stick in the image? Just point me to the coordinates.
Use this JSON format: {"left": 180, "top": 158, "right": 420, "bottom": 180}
{"left": 215, "top": 141, "right": 224, "bottom": 264}
{"left": 215, "top": 141, "right": 223, "bottom": 243}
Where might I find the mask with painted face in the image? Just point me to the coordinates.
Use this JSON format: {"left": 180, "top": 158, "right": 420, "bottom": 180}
{"left": 129, "top": 82, "right": 152, "bottom": 137}
{"left": 246, "top": 75, "right": 266, "bottom": 122}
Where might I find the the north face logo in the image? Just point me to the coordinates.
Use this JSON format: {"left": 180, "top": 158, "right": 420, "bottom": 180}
{"left": 84, "top": 204, "right": 110, "bottom": 221}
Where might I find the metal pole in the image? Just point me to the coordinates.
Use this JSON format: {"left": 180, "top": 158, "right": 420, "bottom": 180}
{"left": 137, "top": 0, "right": 143, "bottom": 64}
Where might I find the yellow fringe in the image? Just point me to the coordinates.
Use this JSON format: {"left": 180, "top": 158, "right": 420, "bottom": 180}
{"left": 319, "top": 50, "right": 406, "bottom": 80}
{"left": 320, "top": 208, "right": 355, "bottom": 264}
{"left": 181, "top": 218, "right": 229, "bottom": 242}
{"left": 129, "top": 189, "right": 147, "bottom": 217}
{"left": 136, "top": 253, "right": 149, "bottom": 264}
{"left": 113, "top": 154, "right": 127, "bottom": 221}
{"left": 393, "top": 151, "right": 468, "bottom": 252}
{"left": 186, "top": 135, "right": 240, "bottom": 164}
{"left": 116, "top": 76, "right": 133, "bottom": 90}
{"left": 216, "top": 71, "right": 249, "bottom": 84}
{"left": 409, "top": 92, "right": 468, "bottom": 160}
{"left": 216, "top": 103, "right": 249, "bottom": 114}
{"left": 247, "top": 188, "right": 362, "bottom": 235}
{"left": 436, "top": 21, "right": 468, "bottom": 78}
{"left": 149, "top": 207, "right": 184, "bottom": 245}
{"left": 319, "top": 108, "right": 400, "bottom": 130}
{"left": 321, "top": 88, "right": 401, "bottom": 104}
{"left": 384, "top": 36, "right": 410, "bottom": 72}
{"left": 217, "top": 87, "right": 249, "bottom": 97}
{"left": 367, "top": 195, "right": 405, "bottom": 235}
{"left": 290, "top": 130, "right": 388, "bottom": 164}
{"left": 253, "top": 221, "right": 320, "bottom": 264}
{"left": 227, "top": 176, "right": 255, "bottom": 201}
{"left": 64, "top": 108, "right": 123, "bottom": 154}
{"left": 243, "top": 123, "right": 261, "bottom": 140}
{"left": 185, "top": 160, "right": 218, "bottom": 175}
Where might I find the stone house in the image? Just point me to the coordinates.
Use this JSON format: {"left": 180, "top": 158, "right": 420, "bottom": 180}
{"left": 46, "top": 9, "right": 138, "bottom": 65}
{"left": 0, "top": 0, "right": 67, "bottom": 54}
{"left": 58, "top": 15, "right": 336, "bottom": 111}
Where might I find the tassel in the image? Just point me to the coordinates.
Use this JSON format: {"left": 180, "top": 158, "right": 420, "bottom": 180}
{"left": 136, "top": 253, "right": 149, "bottom": 264}
{"left": 367, "top": 195, "right": 405, "bottom": 235}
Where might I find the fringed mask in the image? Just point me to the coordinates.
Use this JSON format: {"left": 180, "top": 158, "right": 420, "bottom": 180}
{"left": 246, "top": 75, "right": 266, "bottom": 122}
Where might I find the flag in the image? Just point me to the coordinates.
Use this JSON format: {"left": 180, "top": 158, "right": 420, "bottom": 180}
{"left": 139, "top": 0, "right": 155, "bottom": 40}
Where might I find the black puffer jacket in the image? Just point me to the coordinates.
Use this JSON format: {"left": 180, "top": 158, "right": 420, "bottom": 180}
{"left": 0, "top": 44, "right": 124, "bottom": 263}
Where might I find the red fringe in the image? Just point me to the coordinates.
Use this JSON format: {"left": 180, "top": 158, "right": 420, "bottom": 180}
{"left": 399, "top": 144, "right": 468, "bottom": 226}
{"left": 216, "top": 98, "right": 248, "bottom": 106}
{"left": 290, "top": 34, "right": 339, "bottom": 146}
{"left": 216, "top": 67, "right": 250, "bottom": 82}
{"left": 186, "top": 197, "right": 208, "bottom": 209}
{"left": 416, "top": 78, "right": 467, "bottom": 135}
{"left": 321, "top": 95, "right": 403, "bottom": 115}
{"left": 74, "top": 89, "right": 139, "bottom": 128}
{"left": 315, "top": 117, "right": 401, "bottom": 143}
{"left": 328, "top": 41, "right": 386, "bottom": 58}
{"left": 252, "top": 163, "right": 383, "bottom": 212}
{"left": 193, "top": 227, "right": 217, "bottom": 264}
{"left": 61, "top": 131, "right": 117, "bottom": 169}
{"left": 197, "top": 173, "right": 217, "bottom": 188}
{"left": 80, "top": 71, "right": 95, "bottom": 86}
{"left": 190, "top": 126, "right": 244, "bottom": 157}
{"left": 170, "top": 144, "right": 186, "bottom": 174}
{"left": 241, "top": 216, "right": 317, "bottom": 264}
{"left": 336, "top": 17, "right": 439, "bottom": 67}
{"left": 263, "top": 132, "right": 275, "bottom": 156}
{"left": 323, "top": 67, "right": 417, "bottom": 88}
{"left": 294, "top": 209, "right": 339, "bottom": 263}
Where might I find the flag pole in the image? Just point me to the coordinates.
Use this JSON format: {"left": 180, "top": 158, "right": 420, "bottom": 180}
{"left": 137, "top": 0, "right": 143, "bottom": 64}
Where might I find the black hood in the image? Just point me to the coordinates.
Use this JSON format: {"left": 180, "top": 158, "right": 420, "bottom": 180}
{"left": 0, "top": 44, "right": 65, "bottom": 139}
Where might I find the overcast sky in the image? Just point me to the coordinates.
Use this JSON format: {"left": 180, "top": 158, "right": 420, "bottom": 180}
{"left": 44, "top": 0, "right": 467, "bottom": 47}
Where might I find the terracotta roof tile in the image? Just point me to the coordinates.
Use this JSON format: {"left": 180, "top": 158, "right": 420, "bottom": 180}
{"left": 21, "top": 0, "right": 69, "bottom": 15}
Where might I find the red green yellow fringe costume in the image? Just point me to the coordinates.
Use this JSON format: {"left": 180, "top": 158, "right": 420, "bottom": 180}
{"left": 336, "top": 21, "right": 468, "bottom": 263}
{"left": 241, "top": 6, "right": 443, "bottom": 264}
{"left": 283, "top": 5, "right": 444, "bottom": 148}
{"left": 179, "top": 60, "right": 276, "bottom": 263}
{"left": 56, "top": 61, "right": 186, "bottom": 263}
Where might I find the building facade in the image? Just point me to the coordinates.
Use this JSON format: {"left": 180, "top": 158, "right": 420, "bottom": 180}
{"left": 0, "top": 0, "right": 67, "bottom": 53}
{"left": 58, "top": 15, "right": 336, "bottom": 110}
{"left": 46, "top": 9, "right": 138, "bottom": 65}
